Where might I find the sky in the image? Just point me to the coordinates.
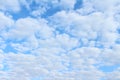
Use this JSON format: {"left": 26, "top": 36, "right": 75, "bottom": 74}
{"left": 0, "top": 0, "right": 120, "bottom": 80}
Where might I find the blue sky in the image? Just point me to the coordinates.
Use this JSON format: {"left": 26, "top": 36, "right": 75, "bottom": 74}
{"left": 0, "top": 0, "right": 120, "bottom": 80}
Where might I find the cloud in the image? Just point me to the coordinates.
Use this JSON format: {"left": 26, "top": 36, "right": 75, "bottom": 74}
{"left": 0, "top": 0, "right": 120, "bottom": 80}
{"left": 104, "top": 68, "right": 120, "bottom": 80}
{"left": 0, "top": 0, "right": 20, "bottom": 12}
{"left": 2, "top": 17, "right": 54, "bottom": 40}
{"left": 58, "top": 0, "right": 76, "bottom": 10}
{"left": 0, "top": 12, "right": 14, "bottom": 31}
{"left": 100, "top": 45, "right": 120, "bottom": 66}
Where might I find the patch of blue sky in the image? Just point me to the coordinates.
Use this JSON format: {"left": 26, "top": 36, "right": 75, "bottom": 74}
{"left": 55, "top": 27, "right": 66, "bottom": 35}
{"left": 5, "top": 40, "right": 33, "bottom": 54}
{"left": 117, "top": 27, "right": 120, "bottom": 34}
{"left": 1, "top": 65, "right": 9, "bottom": 71}
{"left": 116, "top": 38, "right": 120, "bottom": 44}
{"left": 32, "top": 76, "right": 44, "bottom": 80}
{"left": 3, "top": 43, "right": 17, "bottom": 53}
{"left": 95, "top": 42, "right": 104, "bottom": 48}
{"left": 93, "top": 33, "right": 105, "bottom": 48}
{"left": 57, "top": 61, "right": 73, "bottom": 73}
{"left": 3, "top": 43, "right": 31, "bottom": 54}
{"left": 29, "top": 1, "right": 40, "bottom": 11}
{"left": 3, "top": 39, "right": 26, "bottom": 53}
{"left": 41, "top": 7, "right": 61, "bottom": 18}
{"left": 23, "top": 50, "right": 32, "bottom": 54}
{"left": 100, "top": 78, "right": 106, "bottom": 80}
{"left": 99, "top": 64, "right": 120, "bottom": 72}
{"left": 66, "top": 62, "right": 77, "bottom": 71}
{"left": 11, "top": 1, "right": 61, "bottom": 19}
{"left": 5, "top": 37, "right": 26, "bottom": 44}
{"left": 11, "top": 5, "right": 30, "bottom": 20}
{"left": 115, "top": 28, "right": 120, "bottom": 44}
{"left": 31, "top": 74, "right": 47, "bottom": 80}
{"left": 0, "top": 60, "right": 10, "bottom": 71}
{"left": 74, "top": 0, "right": 83, "bottom": 10}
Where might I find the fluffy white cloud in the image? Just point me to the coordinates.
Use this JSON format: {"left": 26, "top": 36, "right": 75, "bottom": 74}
{"left": 3, "top": 17, "right": 54, "bottom": 40}
{"left": 0, "top": 0, "right": 120, "bottom": 80}
{"left": 0, "top": 0, "right": 20, "bottom": 12}
{"left": 58, "top": 0, "right": 76, "bottom": 10}
{"left": 100, "top": 45, "right": 120, "bottom": 66}
{"left": 49, "top": 10, "right": 119, "bottom": 49}
{"left": 0, "top": 12, "right": 14, "bottom": 31}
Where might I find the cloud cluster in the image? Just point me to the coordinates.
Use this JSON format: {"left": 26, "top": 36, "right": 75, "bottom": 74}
{"left": 0, "top": 0, "right": 120, "bottom": 80}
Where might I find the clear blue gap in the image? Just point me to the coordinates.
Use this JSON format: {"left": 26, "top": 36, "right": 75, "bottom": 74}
{"left": 115, "top": 38, "right": 120, "bottom": 44}
{"left": 95, "top": 41, "right": 104, "bottom": 48}
{"left": 83, "top": 11, "right": 96, "bottom": 16}
{"left": 100, "top": 78, "right": 106, "bottom": 80}
{"left": 34, "top": 31, "right": 42, "bottom": 39}
{"left": 54, "top": 24, "right": 76, "bottom": 36}
{"left": 1, "top": 60, "right": 10, "bottom": 71}
{"left": 5, "top": 38, "right": 26, "bottom": 44}
{"left": 29, "top": 0, "right": 61, "bottom": 18}
{"left": 117, "top": 27, "right": 120, "bottom": 34}
{"left": 98, "top": 64, "right": 120, "bottom": 72}
{"left": 41, "top": 0, "right": 62, "bottom": 18}
{"left": 55, "top": 27, "right": 65, "bottom": 34}
{"left": 11, "top": 5, "right": 30, "bottom": 20}
{"left": 58, "top": 61, "right": 70, "bottom": 73}
{"left": 74, "top": 0, "right": 83, "bottom": 10}
{"left": 32, "top": 76, "right": 44, "bottom": 80}
{"left": 94, "top": 32, "right": 104, "bottom": 48}
{"left": 7, "top": 39, "right": 33, "bottom": 54}
{"left": 67, "top": 62, "right": 74, "bottom": 71}
{"left": 41, "top": 7, "right": 61, "bottom": 18}
{"left": 19, "top": 0, "right": 62, "bottom": 18}
{"left": 23, "top": 50, "right": 31, "bottom": 54}
{"left": 68, "top": 39, "right": 82, "bottom": 50}
{"left": 3, "top": 39, "right": 27, "bottom": 53}
{"left": 77, "top": 39, "right": 85, "bottom": 47}
{"left": 29, "top": 1, "right": 40, "bottom": 11}
{"left": 3, "top": 44, "right": 17, "bottom": 53}
{"left": 4, "top": 44, "right": 31, "bottom": 54}
{"left": 115, "top": 28, "right": 120, "bottom": 44}
{"left": 58, "top": 61, "right": 73, "bottom": 72}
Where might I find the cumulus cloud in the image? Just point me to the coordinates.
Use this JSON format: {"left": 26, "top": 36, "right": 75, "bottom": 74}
{"left": 0, "top": 0, "right": 20, "bottom": 12}
{"left": 0, "top": 12, "right": 14, "bottom": 31}
{"left": 0, "top": 0, "right": 120, "bottom": 80}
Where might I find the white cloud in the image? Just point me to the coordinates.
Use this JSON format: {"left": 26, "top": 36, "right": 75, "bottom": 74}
{"left": 0, "top": 12, "right": 14, "bottom": 31}
{"left": 59, "top": 0, "right": 76, "bottom": 10}
{"left": 0, "top": 0, "right": 120, "bottom": 80}
{"left": 104, "top": 68, "right": 120, "bottom": 80}
{"left": 24, "top": 0, "right": 76, "bottom": 16}
{"left": 100, "top": 45, "right": 120, "bottom": 66}
{"left": 3, "top": 17, "right": 54, "bottom": 40}
{"left": 0, "top": 0, "right": 20, "bottom": 12}
{"left": 50, "top": 10, "right": 120, "bottom": 48}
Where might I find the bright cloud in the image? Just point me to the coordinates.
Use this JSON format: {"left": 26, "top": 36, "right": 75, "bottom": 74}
{"left": 0, "top": 0, "right": 120, "bottom": 80}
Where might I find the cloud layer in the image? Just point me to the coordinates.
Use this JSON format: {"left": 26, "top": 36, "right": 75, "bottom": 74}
{"left": 0, "top": 0, "right": 120, "bottom": 80}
